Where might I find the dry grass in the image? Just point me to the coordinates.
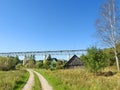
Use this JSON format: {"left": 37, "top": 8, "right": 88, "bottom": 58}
{"left": 37, "top": 67, "right": 120, "bottom": 90}
{"left": 0, "top": 70, "right": 29, "bottom": 90}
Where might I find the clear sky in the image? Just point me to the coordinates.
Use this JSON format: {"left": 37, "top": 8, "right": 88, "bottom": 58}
{"left": 0, "top": 0, "right": 106, "bottom": 52}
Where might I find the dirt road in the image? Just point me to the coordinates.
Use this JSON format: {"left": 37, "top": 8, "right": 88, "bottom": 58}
{"left": 34, "top": 71, "right": 53, "bottom": 90}
{"left": 22, "top": 69, "right": 34, "bottom": 90}
{"left": 22, "top": 69, "right": 53, "bottom": 90}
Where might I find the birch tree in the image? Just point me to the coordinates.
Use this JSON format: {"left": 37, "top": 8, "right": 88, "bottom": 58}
{"left": 96, "top": 0, "right": 120, "bottom": 71}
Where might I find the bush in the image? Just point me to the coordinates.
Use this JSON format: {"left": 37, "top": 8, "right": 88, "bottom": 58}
{"left": 81, "top": 46, "right": 107, "bottom": 73}
{"left": 25, "top": 60, "right": 35, "bottom": 68}
{"left": 35, "top": 61, "right": 43, "bottom": 68}
{"left": 56, "top": 60, "right": 64, "bottom": 69}
{"left": 16, "top": 63, "right": 23, "bottom": 70}
{"left": 43, "top": 60, "right": 51, "bottom": 69}
{"left": 0, "top": 57, "right": 19, "bottom": 71}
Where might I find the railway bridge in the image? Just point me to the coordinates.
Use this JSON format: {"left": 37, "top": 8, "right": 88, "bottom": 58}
{"left": 0, "top": 49, "right": 86, "bottom": 65}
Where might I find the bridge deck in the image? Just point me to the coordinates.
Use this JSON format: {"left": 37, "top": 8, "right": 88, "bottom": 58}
{"left": 0, "top": 50, "right": 87, "bottom": 56}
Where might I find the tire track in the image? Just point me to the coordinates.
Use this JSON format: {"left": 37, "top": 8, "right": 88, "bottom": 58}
{"left": 22, "top": 69, "right": 34, "bottom": 90}
{"left": 34, "top": 71, "right": 53, "bottom": 90}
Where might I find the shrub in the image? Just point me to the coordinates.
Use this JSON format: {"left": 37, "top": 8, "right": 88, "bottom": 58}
{"left": 56, "top": 60, "right": 64, "bottom": 69}
{"left": 0, "top": 57, "right": 19, "bottom": 71}
{"left": 43, "top": 60, "right": 51, "bottom": 69}
{"left": 81, "top": 46, "right": 107, "bottom": 73}
{"left": 35, "top": 61, "right": 43, "bottom": 68}
{"left": 16, "top": 63, "right": 23, "bottom": 70}
{"left": 25, "top": 60, "right": 35, "bottom": 68}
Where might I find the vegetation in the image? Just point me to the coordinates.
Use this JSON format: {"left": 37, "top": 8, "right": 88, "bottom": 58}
{"left": 24, "top": 55, "right": 36, "bottom": 68}
{"left": 25, "top": 60, "right": 35, "bottom": 68}
{"left": 23, "top": 54, "right": 64, "bottom": 70}
{"left": 81, "top": 47, "right": 107, "bottom": 73}
{"left": 42, "top": 54, "right": 65, "bottom": 70}
{"left": 103, "top": 43, "right": 120, "bottom": 66}
{"left": 0, "top": 56, "right": 20, "bottom": 71}
{"left": 32, "top": 73, "right": 41, "bottom": 90}
{"left": 35, "top": 61, "right": 43, "bottom": 69}
{"left": 1, "top": 0, "right": 120, "bottom": 90}
{"left": 96, "top": 0, "right": 120, "bottom": 71}
{"left": 16, "top": 63, "right": 24, "bottom": 70}
{"left": 35, "top": 69, "right": 68, "bottom": 90}
{"left": 0, "top": 70, "right": 29, "bottom": 90}
{"left": 36, "top": 68, "right": 120, "bottom": 90}
{"left": 56, "top": 60, "right": 64, "bottom": 69}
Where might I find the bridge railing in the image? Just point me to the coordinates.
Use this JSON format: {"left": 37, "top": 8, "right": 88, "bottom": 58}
{"left": 0, "top": 49, "right": 87, "bottom": 57}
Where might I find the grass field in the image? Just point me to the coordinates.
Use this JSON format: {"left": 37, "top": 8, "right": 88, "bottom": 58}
{"left": 0, "top": 70, "right": 29, "bottom": 90}
{"left": 36, "top": 68, "right": 120, "bottom": 90}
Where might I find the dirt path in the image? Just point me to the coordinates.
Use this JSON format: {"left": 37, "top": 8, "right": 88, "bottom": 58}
{"left": 34, "top": 71, "right": 53, "bottom": 90}
{"left": 22, "top": 69, "right": 34, "bottom": 90}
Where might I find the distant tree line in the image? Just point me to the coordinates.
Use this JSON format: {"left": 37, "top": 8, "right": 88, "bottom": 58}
{"left": 0, "top": 56, "right": 20, "bottom": 71}
{"left": 0, "top": 54, "right": 66, "bottom": 71}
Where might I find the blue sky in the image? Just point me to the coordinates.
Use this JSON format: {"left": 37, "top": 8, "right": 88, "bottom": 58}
{"left": 0, "top": 0, "right": 106, "bottom": 52}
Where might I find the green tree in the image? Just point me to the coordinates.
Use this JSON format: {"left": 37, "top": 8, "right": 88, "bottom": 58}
{"left": 43, "top": 54, "right": 53, "bottom": 69}
{"left": 0, "top": 56, "right": 19, "bottom": 71}
{"left": 56, "top": 60, "right": 64, "bottom": 69}
{"left": 103, "top": 48, "right": 116, "bottom": 66}
{"left": 24, "top": 55, "right": 36, "bottom": 68}
{"left": 16, "top": 63, "right": 23, "bottom": 70}
{"left": 43, "top": 60, "right": 51, "bottom": 69}
{"left": 25, "top": 60, "right": 35, "bottom": 68}
{"left": 47, "top": 54, "right": 52, "bottom": 61}
{"left": 81, "top": 47, "right": 107, "bottom": 73}
{"left": 10, "top": 56, "right": 20, "bottom": 69}
{"left": 35, "top": 61, "right": 43, "bottom": 68}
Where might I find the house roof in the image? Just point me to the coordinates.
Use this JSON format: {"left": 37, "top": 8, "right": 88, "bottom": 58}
{"left": 64, "top": 55, "right": 83, "bottom": 67}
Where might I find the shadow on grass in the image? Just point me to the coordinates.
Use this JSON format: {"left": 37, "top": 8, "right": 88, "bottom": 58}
{"left": 13, "top": 81, "right": 25, "bottom": 90}
{"left": 96, "top": 71, "right": 117, "bottom": 77}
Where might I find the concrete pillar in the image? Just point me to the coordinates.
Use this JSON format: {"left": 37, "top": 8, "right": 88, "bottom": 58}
{"left": 23, "top": 55, "right": 27, "bottom": 65}
{"left": 43, "top": 54, "right": 47, "bottom": 63}
{"left": 67, "top": 54, "right": 71, "bottom": 61}
{"left": 23, "top": 59, "right": 26, "bottom": 65}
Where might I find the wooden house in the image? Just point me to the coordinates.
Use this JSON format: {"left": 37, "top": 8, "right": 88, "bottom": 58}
{"left": 64, "top": 55, "right": 84, "bottom": 69}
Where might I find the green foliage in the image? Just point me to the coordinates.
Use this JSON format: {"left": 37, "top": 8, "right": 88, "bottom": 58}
{"left": 14, "top": 70, "right": 29, "bottom": 90}
{"left": 32, "top": 73, "right": 41, "bottom": 90}
{"left": 23, "top": 55, "right": 36, "bottom": 68}
{"left": 103, "top": 48, "right": 116, "bottom": 66}
{"left": 25, "top": 60, "right": 35, "bottom": 68}
{"left": 50, "top": 61, "right": 57, "bottom": 69}
{"left": 16, "top": 63, "right": 23, "bottom": 70}
{"left": 0, "top": 56, "right": 20, "bottom": 71}
{"left": 56, "top": 60, "right": 64, "bottom": 69}
{"left": 35, "top": 61, "right": 43, "bottom": 69}
{"left": 43, "top": 55, "right": 58, "bottom": 70}
{"left": 47, "top": 54, "right": 52, "bottom": 61}
{"left": 43, "top": 60, "right": 51, "bottom": 69}
{"left": 81, "top": 47, "right": 107, "bottom": 73}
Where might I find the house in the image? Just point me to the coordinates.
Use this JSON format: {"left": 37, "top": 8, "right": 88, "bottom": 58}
{"left": 64, "top": 55, "right": 84, "bottom": 69}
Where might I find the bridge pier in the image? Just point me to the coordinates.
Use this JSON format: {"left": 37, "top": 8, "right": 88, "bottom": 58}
{"left": 43, "top": 54, "right": 47, "bottom": 63}
{"left": 67, "top": 54, "right": 71, "bottom": 60}
{"left": 23, "top": 55, "right": 27, "bottom": 65}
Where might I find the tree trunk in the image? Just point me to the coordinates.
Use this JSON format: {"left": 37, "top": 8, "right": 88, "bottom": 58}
{"left": 114, "top": 48, "right": 120, "bottom": 71}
